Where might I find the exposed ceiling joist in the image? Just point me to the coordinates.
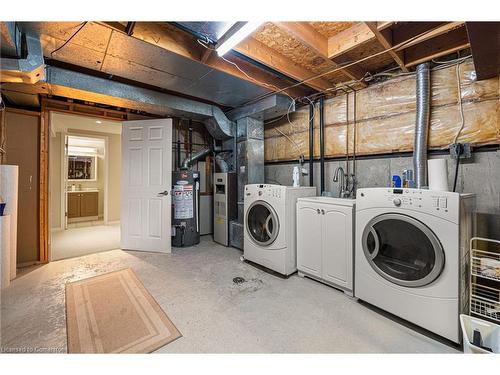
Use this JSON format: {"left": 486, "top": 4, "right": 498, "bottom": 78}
{"left": 364, "top": 22, "right": 409, "bottom": 72}
{"left": 405, "top": 25, "right": 470, "bottom": 67}
{"left": 273, "top": 22, "right": 367, "bottom": 86}
{"left": 233, "top": 37, "right": 334, "bottom": 92}
{"left": 465, "top": 22, "right": 500, "bottom": 80}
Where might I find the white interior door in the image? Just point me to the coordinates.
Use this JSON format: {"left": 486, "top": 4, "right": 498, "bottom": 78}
{"left": 121, "top": 119, "right": 172, "bottom": 253}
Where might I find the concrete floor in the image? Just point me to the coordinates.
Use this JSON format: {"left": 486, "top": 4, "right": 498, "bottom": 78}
{"left": 1, "top": 236, "right": 458, "bottom": 353}
{"left": 50, "top": 223, "right": 120, "bottom": 261}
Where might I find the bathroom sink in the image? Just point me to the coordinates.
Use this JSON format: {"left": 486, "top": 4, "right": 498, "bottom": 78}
{"left": 67, "top": 188, "right": 99, "bottom": 193}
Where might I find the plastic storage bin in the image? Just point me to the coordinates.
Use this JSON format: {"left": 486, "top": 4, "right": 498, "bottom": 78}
{"left": 460, "top": 314, "right": 500, "bottom": 353}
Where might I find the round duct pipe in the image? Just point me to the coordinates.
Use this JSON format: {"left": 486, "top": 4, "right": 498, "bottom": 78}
{"left": 413, "top": 62, "right": 431, "bottom": 189}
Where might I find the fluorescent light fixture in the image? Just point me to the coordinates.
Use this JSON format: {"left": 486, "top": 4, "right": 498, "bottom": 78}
{"left": 216, "top": 21, "right": 263, "bottom": 57}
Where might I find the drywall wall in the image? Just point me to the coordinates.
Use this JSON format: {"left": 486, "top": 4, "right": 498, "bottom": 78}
{"left": 107, "top": 132, "right": 121, "bottom": 222}
{"left": 265, "top": 59, "right": 499, "bottom": 162}
{"left": 4, "top": 110, "right": 40, "bottom": 264}
{"left": 265, "top": 149, "right": 500, "bottom": 240}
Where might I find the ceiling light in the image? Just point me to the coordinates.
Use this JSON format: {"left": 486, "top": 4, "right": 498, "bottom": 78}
{"left": 216, "top": 21, "right": 263, "bottom": 57}
{"left": 95, "top": 120, "right": 102, "bottom": 124}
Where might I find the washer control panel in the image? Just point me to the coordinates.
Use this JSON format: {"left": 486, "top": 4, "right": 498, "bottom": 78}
{"left": 357, "top": 188, "right": 461, "bottom": 223}
{"left": 245, "top": 184, "right": 283, "bottom": 199}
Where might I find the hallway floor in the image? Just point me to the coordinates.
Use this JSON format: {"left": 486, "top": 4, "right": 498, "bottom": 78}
{"left": 50, "top": 223, "right": 120, "bottom": 261}
{"left": 1, "top": 237, "right": 458, "bottom": 353}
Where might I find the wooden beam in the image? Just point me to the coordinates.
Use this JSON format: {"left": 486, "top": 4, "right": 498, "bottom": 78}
{"left": 233, "top": 37, "right": 334, "bottom": 92}
{"left": 365, "top": 22, "right": 409, "bottom": 72}
{"left": 405, "top": 25, "right": 470, "bottom": 67}
{"left": 273, "top": 22, "right": 367, "bottom": 86}
{"left": 327, "top": 22, "right": 375, "bottom": 59}
{"left": 466, "top": 22, "right": 500, "bottom": 80}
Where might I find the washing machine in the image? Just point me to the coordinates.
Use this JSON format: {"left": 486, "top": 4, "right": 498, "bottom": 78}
{"left": 355, "top": 187, "right": 474, "bottom": 343}
{"left": 244, "top": 184, "right": 316, "bottom": 276}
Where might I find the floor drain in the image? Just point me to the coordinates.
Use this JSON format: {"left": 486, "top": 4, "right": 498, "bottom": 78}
{"left": 233, "top": 277, "right": 246, "bottom": 284}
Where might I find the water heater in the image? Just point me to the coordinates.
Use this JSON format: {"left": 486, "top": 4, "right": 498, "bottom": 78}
{"left": 172, "top": 170, "right": 200, "bottom": 247}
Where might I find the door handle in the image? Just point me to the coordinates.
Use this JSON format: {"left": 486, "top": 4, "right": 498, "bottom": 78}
{"left": 157, "top": 190, "right": 169, "bottom": 196}
{"left": 321, "top": 209, "right": 325, "bottom": 215}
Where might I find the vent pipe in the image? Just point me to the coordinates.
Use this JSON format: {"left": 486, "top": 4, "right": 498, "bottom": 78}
{"left": 180, "top": 147, "right": 211, "bottom": 170}
{"left": 413, "top": 62, "right": 431, "bottom": 189}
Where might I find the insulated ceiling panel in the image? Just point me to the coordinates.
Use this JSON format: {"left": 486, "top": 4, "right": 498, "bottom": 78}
{"left": 175, "top": 22, "right": 234, "bottom": 42}
{"left": 18, "top": 21, "right": 274, "bottom": 108}
{"left": 24, "top": 22, "right": 111, "bottom": 53}
{"left": 105, "top": 30, "right": 212, "bottom": 81}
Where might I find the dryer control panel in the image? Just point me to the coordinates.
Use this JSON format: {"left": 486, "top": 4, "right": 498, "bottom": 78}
{"left": 356, "top": 188, "right": 463, "bottom": 223}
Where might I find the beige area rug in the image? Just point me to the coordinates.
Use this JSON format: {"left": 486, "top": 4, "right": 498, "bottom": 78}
{"left": 65, "top": 268, "right": 181, "bottom": 353}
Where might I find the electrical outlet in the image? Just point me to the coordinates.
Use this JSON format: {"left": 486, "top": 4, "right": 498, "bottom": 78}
{"left": 449, "top": 142, "right": 472, "bottom": 160}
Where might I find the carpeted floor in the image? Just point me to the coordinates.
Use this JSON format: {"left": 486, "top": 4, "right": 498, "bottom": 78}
{"left": 51, "top": 223, "right": 120, "bottom": 261}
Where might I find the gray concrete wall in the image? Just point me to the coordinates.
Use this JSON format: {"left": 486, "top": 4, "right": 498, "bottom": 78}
{"left": 265, "top": 150, "right": 500, "bottom": 240}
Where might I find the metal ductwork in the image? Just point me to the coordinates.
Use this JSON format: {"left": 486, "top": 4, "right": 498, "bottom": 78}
{"left": 44, "top": 67, "right": 235, "bottom": 140}
{"left": 413, "top": 62, "right": 431, "bottom": 189}
{"left": 215, "top": 154, "right": 229, "bottom": 173}
{"left": 180, "top": 147, "right": 212, "bottom": 170}
{"left": 0, "top": 34, "right": 45, "bottom": 84}
{"left": 0, "top": 64, "right": 236, "bottom": 140}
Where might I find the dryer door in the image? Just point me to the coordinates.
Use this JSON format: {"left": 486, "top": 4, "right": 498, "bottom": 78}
{"left": 246, "top": 200, "right": 280, "bottom": 247}
{"left": 362, "top": 213, "right": 445, "bottom": 287}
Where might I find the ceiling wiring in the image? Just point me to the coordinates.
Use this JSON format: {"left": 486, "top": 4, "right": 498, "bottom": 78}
{"left": 453, "top": 62, "right": 466, "bottom": 144}
{"left": 196, "top": 38, "right": 297, "bottom": 101}
{"left": 50, "top": 21, "right": 88, "bottom": 57}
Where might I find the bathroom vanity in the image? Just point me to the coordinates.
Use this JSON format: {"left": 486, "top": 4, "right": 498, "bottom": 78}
{"left": 67, "top": 190, "right": 99, "bottom": 220}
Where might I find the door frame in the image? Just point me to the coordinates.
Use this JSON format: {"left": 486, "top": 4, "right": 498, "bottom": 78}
{"left": 59, "top": 132, "right": 110, "bottom": 232}
{"left": 43, "top": 103, "right": 127, "bottom": 263}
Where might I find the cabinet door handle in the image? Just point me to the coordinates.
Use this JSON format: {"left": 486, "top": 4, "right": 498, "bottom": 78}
{"left": 316, "top": 209, "right": 320, "bottom": 214}
{"left": 321, "top": 209, "right": 325, "bottom": 215}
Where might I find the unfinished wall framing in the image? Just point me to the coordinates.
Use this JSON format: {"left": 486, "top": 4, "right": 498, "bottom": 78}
{"left": 264, "top": 59, "right": 500, "bottom": 162}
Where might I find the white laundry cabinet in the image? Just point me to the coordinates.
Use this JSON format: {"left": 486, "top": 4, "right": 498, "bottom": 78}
{"left": 296, "top": 197, "right": 355, "bottom": 295}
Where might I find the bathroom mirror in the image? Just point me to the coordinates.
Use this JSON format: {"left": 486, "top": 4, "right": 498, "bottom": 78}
{"left": 68, "top": 155, "right": 97, "bottom": 180}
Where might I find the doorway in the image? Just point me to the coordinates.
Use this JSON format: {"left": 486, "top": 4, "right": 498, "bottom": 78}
{"left": 49, "top": 112, "right": 122, "bottom": 260}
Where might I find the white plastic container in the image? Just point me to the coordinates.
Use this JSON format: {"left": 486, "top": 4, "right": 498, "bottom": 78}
{"left": 460, "top": 314, "right": 500, "bottom": 353}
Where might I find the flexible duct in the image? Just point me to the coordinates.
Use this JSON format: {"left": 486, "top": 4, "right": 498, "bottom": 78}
{"left": 413, "top": 63, "right": 431, "bottom": 189}
{"left": 181, "top": 147, "right": 211, "bottom": 170}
